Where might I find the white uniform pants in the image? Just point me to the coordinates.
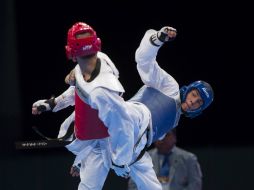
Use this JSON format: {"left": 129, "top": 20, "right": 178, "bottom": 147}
{"left": 78, "top": 148, "right": 110, "bottom": 190}
{"left": 130, "top": 152, "right": 162, "bottom": 190}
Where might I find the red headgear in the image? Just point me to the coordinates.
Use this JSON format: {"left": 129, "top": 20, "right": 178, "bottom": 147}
{"left": 65, "top": 22, "right": 101, "bottom": 59}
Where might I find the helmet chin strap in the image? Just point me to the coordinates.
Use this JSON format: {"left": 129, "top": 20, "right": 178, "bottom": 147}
{"left": 183, "top": 109, "right": 202, "bottom": 118}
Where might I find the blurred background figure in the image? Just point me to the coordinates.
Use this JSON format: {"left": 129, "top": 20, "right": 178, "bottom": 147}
{"left": 128, "top": 128, "right": 202, "bottom": 190}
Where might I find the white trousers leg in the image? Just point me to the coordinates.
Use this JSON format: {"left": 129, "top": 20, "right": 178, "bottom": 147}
{"left": 78, "top": 149, "right": 110, "bottom": 190}
{"left": 130, "top": 152, "right": 162, "bottom": 190}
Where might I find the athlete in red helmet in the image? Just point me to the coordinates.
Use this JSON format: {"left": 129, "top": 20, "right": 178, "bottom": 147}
{"left": 32, "top": 22, "right": 127, "bottom": 189}
{"left": 32, "top": 22, "right": 163, "bottom": 190}
{"left": 65, "top": 22, "right": 101, "bottom": 60}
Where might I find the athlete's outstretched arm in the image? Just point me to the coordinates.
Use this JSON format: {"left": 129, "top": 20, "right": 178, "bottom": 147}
{"left": 32, "top": 86, "right": 75, "bottom": 115}
{"left": 135, "top": 27, "right": 179, "bottom": 97}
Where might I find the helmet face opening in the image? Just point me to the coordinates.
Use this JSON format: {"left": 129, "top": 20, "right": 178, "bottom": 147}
{"left": 180, "top": 81, "right": 214, "bottom": 118}
{"left": 76, "top": 32, "right": 92, "bottom": 39}
{"left": 65, "top": 22, "right": 101, "bottom": 60}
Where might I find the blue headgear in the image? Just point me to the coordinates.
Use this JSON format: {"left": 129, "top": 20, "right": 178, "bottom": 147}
{"left": 180, "top": 80, "right": 214, "bottom": 118}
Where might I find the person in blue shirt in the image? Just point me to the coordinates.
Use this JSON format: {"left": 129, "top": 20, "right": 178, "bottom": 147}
{"left": 128, "top": 129, "right": 203, "bottom": 190}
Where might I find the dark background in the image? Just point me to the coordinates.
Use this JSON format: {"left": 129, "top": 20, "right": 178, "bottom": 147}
{"left": 1, "top": 0, "right": 252, "bottom": 189}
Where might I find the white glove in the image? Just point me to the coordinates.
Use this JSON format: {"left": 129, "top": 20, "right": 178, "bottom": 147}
{"left": 150, "top": 26, "right": 177, "bottom": 46}
{"left": 112, "top": 164, "right": 130, "bottom": 178}
{"left": 157, "top": 26, "right": 177, "bottom": 42}
{"left": 32, "top": 98, "right": 55, "bottom": 114}
{"left": 70, "top": 163, "right": 81, "bottom": 177}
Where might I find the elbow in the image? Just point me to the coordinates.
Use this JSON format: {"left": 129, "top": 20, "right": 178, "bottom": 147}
{"left": 135, "top": 48, "right": 141, "bottom": 63}
{"left": 135, "top": 48, "right": 147, "bottom": 64}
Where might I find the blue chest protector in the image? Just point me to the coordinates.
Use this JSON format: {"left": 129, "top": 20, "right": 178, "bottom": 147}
{"left": 129, "top": 85, "right": 179, "bottom": 142}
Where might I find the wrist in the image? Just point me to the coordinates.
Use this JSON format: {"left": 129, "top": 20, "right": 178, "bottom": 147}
{"left": 112, "top": 162, "right": 125, "bottom": 168}
{"left": 149, "top": 33, "right": 164, "bottom": 47}
{"left": 45, "top": 97, "right": 56, "bottom": 110}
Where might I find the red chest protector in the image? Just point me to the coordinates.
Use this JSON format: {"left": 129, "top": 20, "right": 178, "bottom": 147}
{"left": 74, "top": 90, "right": 109, "bottom": 140}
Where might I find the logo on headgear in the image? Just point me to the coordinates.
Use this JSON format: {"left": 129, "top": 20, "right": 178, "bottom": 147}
{"left": 82, "top": 45, "right": 92, "bottom": 51}
{"left": 202, "top": 87, "right": 209, "bottom": 98}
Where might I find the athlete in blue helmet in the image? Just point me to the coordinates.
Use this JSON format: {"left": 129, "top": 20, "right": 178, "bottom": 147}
{"left": 110, "top": 26, "right": 214, "bottom": 181}
{"left": 180, "top": 80, "right": 213, "bottom": 118}
{"left": 127, "top": 27, "right": 214, "bottom": 144}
